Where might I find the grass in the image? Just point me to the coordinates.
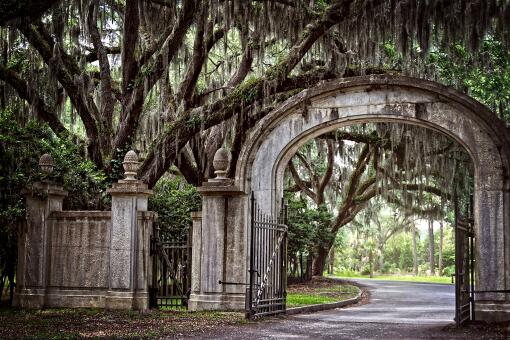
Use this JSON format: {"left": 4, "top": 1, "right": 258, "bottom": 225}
{"left": 286, "top": 294, "right": 338, "bottom": 307}
{"left": 331, "top": 271, "right": 453, "bottom": 284}
{"left": 286, "top": 278, "right": 360, "bottom": 308}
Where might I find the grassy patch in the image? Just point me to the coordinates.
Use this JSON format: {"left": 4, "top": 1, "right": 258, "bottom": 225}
{"left": 331, "top": 272, "right": 453, "bottom": 284}
{"left": 286, "top": 294, "right": 338, "bottom": 307}
{"left": 0, "top": 307, "right": 244, "bottom": 339}
{"left": 286, "top": 278, "right": 360, "bottom": 308}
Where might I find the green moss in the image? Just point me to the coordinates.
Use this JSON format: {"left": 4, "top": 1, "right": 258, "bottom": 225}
{"left": 230, "top": 76, "right": 264, "bottom": 104}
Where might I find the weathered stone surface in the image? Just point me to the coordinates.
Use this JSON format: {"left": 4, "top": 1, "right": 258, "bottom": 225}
{"left": 14, "top": 181, "right": 68, "bottom": 308}
{"left": 15, "top": 161, "right": 155, "bottom": 310}
{"left": 191, "top": 212, "right": 202, "bottom": 294}
{"left": 107, "top": 179, "right": 152, "bottom": 297}
{"left": 233, "top": 75, "right": 510, "bottom": 322}
{"left": 189, "top": 184, "right": 247, "bottom": 311}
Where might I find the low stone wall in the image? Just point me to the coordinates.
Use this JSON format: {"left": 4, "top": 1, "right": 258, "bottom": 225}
{"left": 43, "top": 211, "right": 111, "bottom": 308}
{"left": 15, "top": 208, "right": 155, "bottom": 309}
{"left": 47, "top": 211, "right": 111, "bottom": 291}
{"left": 14, "top": 152, "right": 155, "bottom": 310}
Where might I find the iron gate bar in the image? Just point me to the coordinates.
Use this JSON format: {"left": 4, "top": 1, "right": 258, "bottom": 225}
{"left": 247, "top": 193, "right": 288, "bottom": 319}
{"left": 454, "top": 192, "right": 475, "bottom": 326}
{"left": 150, "top": 219, "right": 192, "bottom": 309}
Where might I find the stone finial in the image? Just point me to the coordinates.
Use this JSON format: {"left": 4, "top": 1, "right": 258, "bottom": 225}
{"left": 123, "top": 150, "right": 139, "bottom": 180}
{"left": 213, "top": 148, "right": 229, "bottom": 180}
{"left": 39, "top": 153, "right": 54, "bottom": 176}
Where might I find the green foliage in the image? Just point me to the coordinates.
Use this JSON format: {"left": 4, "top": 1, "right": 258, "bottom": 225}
{"left": 384, "top": 233, "right": 414, "bottom": 272}
{"left": 0, "top": 109, "right": 108, "bottom": 301}
{"left": 286, "top": 193, "right": 333, "bottom": 258}
{"left": 148, "top": 176, "right": 201, "bottom": 240}
{"left": 428, "top": 37, "right": 510, "bottom": 123}
{"left": 46, "top": 139, "right": 109, "bottom": 210}
{"left": 331, "top": 272, "right": 453, "bottom": 284}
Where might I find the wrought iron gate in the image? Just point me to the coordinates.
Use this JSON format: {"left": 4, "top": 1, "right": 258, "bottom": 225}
{"left": 149, "top": 220, "right": 192, "bottom": 309}
{"left": 454, "top": 194, "right": 475, "bottom": 326}
{"left": 246, "top": 193, "right": 288, "bottom": 318}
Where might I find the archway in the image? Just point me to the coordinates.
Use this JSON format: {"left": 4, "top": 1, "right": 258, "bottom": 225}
{"left": 189, "top": 75, "right": 510, "bottom": 322}
{"left": 281, "top": 120, "right": 475, "bottom": 325}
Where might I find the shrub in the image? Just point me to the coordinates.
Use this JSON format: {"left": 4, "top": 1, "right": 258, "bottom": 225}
{"left": 148, "top": 176, "right": 201, "bottom": 240}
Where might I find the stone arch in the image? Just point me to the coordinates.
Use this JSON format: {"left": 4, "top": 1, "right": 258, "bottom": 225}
{"left": 235, "top": 75, "right": 510, "bottom": 321}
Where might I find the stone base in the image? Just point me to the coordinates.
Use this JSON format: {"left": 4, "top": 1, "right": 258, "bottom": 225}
{"left": 476, "top": 302, "right": 510, "bottom": 322}
{"left": 14, "top": 289, "right": 148, "bottom": 310}
{"left": 105, "top": 291, "right": 149, "bottom": 310}
{"left": 188, "top": 293, "right": 245, "bottom": 311}
{"left": 13, "top": 289, "right": 46, "bottom": 309}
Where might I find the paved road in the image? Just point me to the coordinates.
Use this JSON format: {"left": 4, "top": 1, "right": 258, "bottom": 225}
{"left": 306, "top": 278, "right": 455, "bottom": 324}
{"left": 190, "top": 279, "right": 507, "bottom": 339}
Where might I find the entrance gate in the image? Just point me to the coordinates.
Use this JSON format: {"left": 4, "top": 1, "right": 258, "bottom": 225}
{"left": 246, "top": 193, "right": 288, "bottom": 318}
{"left": 150, "top": 221, "right": 192, "bottom": 309}
{"left": 454, "top": 194, "right": 475, "bottom": 325}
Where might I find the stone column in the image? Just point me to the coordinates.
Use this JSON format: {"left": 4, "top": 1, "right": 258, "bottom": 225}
{"left": 190, "top": 211, "right": 203, "bottom": 296}
{"left": 14, "top": 154, "right": 68, "bottom": 308}
{"left": 188, "top": 148, "right": 248, "bottom": 311}
{"left": 106, "top": 151, "right": 153, "bottom": 309}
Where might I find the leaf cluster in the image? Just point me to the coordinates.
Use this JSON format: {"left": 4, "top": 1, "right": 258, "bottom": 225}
{"left": 285, "top": 192, "right": 333, "bottom": 258}
{"left": 148, "top": 176, "right": 201, "bottom": 241}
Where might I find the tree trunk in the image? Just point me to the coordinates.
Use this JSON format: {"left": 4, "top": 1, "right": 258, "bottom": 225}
{"left": 312, "top": 245, "right": 329, "bottom": 276}
{"left": 369, "top": 250, "right": 374, "bottom": 278}
{"left": 438, "top": 220, "right": 444, "bottom": 276}
{"left": 377, "top": 238, "right": 384, "bottom": 273}
{"left": 412, "top": 226, "right": 418, "bottom": 276}
{"left": 327, "top": 247, "right": 335, "bottom": 275}
{"left": 428, "top": 220, "right": 435, "bottom": 275}
{"left": 306, "top": 253, "right": 313, "bottom": 281}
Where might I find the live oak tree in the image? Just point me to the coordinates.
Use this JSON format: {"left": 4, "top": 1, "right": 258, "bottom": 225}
{"left": 1, "top": 0, "right": 509, "bottom": 188}
{"left": 284, "top": 122, "right": 472, "bottom": 276}
{"left": 0, "top": 0, "right": 508, "bottom": 288}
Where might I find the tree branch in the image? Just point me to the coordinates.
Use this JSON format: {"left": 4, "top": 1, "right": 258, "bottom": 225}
{"left": 175, "top": 148, "right": 200, "bottom": 186}
{"left": 113, "top": 0, "right": 198, "bottom": 155}
{"left": 138, "top": 1, "right": 356, "bottom": 186}
{"left": 85, "top": 46, "right": 121, "bottom": 63}
{"left": 288, "top": 160, "right": 317, "bottom": 202}
{"left": 17, "top": 21, "right": 104, "bottom": 168}
{"left": 120, "top": 0, "right": 139, "bottom": 95}
{"left": 0, "top": 65, "right": 68, "bottom": 136}
{"left": 177, "top": 6, "right": 226, "bottom": 108}
{"left": 0, "top": 0, "right": 60, "bottom": 25}
{"left": 87, "top": 0, "right": 115, "bottom": 145}
{"left": 317, "top": 139, "right": 335, "bottom": 204}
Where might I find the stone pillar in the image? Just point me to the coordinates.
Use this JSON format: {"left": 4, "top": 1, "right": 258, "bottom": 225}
{"left": 190, "top": 212, "right": 203, "bottom": 296}
{"left": 106, "top": 151, "right": 153, "bottom": 309}
{"left": 14, "top": 154, "right": 68, "bottom": 308}
{"left": 188, "top": 148, "right": 248, "bottom": 311}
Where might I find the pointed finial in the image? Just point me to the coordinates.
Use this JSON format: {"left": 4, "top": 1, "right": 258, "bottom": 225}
{"left": 123, "top": 150, "right": 139, "bottom": 180}
{"left": 212, "top": 148, "right": 229, "bottom": 180}
{"left": 39, "top": 153, "right": 54, "bottom": 176}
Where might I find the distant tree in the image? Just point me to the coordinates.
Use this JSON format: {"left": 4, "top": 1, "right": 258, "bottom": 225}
{"left": 285, "top": 122, "right": 470, "bottom": 276}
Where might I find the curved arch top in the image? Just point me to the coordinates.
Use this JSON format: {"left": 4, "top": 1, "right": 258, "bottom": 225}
{"left": 233, "top": 75, "right": 510, "bottom": 321}
{"left": 236, "top": 74, "right": 510, "bottom": 198}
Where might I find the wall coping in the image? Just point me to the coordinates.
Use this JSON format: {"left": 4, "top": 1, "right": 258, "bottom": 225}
{"left": 49, "top": 211, "right": 111, "bottom": 219}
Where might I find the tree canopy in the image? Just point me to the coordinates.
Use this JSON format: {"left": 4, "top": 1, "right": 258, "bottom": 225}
{"left": 1, "top": 0, "right": 509, "bottom": 188}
